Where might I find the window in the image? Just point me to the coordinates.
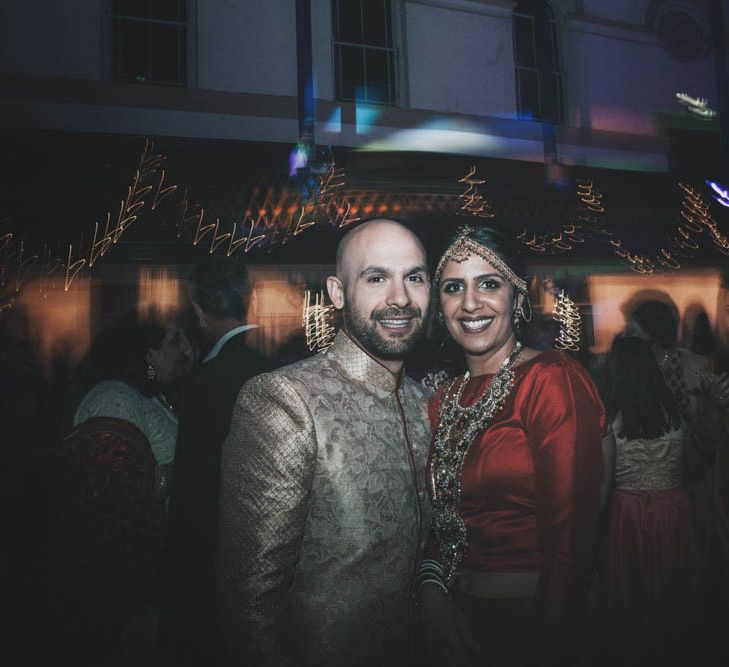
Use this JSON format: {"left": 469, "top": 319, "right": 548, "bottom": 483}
{"left": 512, "top": 1, "right": 563, "bottom": 123}
{"left": 656, "top": 9, "right": 708, "bottom": 62}
{"left": 332, "top": 0, "right": 397, "bottom": 105}
{"left": 111, "top": 0, "right": 187, "bottom": 86}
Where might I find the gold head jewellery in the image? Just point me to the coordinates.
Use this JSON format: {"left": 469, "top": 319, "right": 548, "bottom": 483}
{"left": 433, "top": 225, "right": 528, "bottom": 296}
{"left": 430, "top": 340, "right": 524, "bottom": 586}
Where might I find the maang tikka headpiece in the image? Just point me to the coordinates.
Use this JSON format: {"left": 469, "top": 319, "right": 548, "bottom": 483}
{"left": 433, "top": 225, "right": 528, "bottom": 295}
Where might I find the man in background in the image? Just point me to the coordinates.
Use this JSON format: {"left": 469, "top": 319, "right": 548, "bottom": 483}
{"left": 160, "top": 255, "right": 273, "bottom": 666}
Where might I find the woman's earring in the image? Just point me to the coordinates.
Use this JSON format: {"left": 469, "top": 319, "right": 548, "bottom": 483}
{"left": 513, "top": 307, "right": 523, "bottom": 327}
{"left": 437, "top": 311, "right": 444, "bottom": 324}
{"left": 522, "top": 298, "right": 533, "bottom": 322}
{"left": 146, "top": 362, "right": 157, "bottom": 381}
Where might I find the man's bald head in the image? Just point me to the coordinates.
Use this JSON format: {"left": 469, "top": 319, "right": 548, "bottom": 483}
{"left": 326, "top": 218, "right": 430, "bottom": 373}
{"left": 334, "top": 219, "right": 427, "bottom": 284}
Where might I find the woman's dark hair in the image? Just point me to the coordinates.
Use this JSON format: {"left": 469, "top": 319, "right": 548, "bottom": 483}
{"left": 74, "top": 310, "right": 166, "bottom": 397}
{"left": 603, "top": 335, "right": 681, "bottom": 439}
{"left": 629, "top": 300, "right": 678, "bottom": 347}
{"left": 426, "top": 224, "right": 528, "bottom": 372}
{"left": 689, "top": 310, "right": 716, "bottom": 356}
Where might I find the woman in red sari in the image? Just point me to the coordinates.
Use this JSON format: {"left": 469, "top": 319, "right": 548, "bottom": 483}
{"left": 417, "top": 225, "right": 607, "bottom": 666}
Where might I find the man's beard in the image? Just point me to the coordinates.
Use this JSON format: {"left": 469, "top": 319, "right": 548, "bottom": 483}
{"left": 343, "top": 304, "right": 425, "bottom": 360}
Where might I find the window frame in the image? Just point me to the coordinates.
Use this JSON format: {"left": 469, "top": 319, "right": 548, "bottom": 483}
{"left": 105, "top": 0, "right": 197, "bottom": 88}
{"left": 512, "top": 2, "right": 564, "bottom": 123}
{"left": 331, "top": 0, "right": 399, "bottom": 107}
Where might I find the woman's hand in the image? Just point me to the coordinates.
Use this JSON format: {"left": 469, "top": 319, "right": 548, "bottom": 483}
{"left": 418, "top": 584, "right": 483, "bottom": 667}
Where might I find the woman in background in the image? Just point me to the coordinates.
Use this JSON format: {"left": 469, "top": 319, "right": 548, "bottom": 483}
{"left": 72, "top": 309, "right": 193, "bottom": 499}
{"left": 42, "top": 310, "right": 193, "bottom": 666}
{"left": 602, "top": 335, "right": 701, "bottom": 666}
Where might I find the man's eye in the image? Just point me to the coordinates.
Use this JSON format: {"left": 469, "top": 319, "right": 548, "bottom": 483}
{"left": 368, "top": 275, "right": 385, "bottom": 283}
{"left": 408, "top": 274, "right": 425, "bottom": 283}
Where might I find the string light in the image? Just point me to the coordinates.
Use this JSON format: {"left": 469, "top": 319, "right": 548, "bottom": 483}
{"left": 7, "top": 149, "right": 729, "bottom": 317}
{"left": 1, "top": 138, "right": 175, "bottom": 313}
{"left": 517, "top": 180, "right": 609, "bottom": 255}
{"left": 302, "top": 289, "right": 335, "bottom": 352}
{"left": 605, "top": 181, "right": 729, "bottom": 273}
{"left": 457, "top": 166, "right": 494, "bottom": 218}
{"left": 553, "top": 290, "right": 581, "bottom": 351}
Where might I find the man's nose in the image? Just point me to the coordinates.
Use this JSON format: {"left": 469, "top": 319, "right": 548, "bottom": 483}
{"left": 386, "top": 280, "right": 411, "bottom": 308}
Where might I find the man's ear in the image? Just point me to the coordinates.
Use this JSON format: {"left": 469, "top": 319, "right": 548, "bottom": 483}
{"left": 326, "top": 276, "right": 345, "bottom": 311}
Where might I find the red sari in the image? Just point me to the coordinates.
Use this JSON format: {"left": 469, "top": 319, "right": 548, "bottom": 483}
{"left": 427, "top": 351, "right": 606, "bottom": 664}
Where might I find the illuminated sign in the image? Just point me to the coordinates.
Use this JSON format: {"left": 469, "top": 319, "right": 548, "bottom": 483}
{"left": 675, "top": 92, "right": 717, "bottom": 119}
{"left": 706, "top": 180, "right": 729, "bottom": 208}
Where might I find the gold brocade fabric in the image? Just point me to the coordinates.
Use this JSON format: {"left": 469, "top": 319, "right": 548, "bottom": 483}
{"left": 216, "top": 330, "right": 431, "bottom": 667}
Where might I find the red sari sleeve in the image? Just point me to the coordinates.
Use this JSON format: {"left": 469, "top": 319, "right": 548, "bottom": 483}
{"left": 523, "top": 355, "right": 605, "bottom": 651}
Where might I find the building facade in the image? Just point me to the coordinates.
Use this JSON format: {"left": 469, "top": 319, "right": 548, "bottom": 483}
{"left": 1, "top": 0, "right": 721, "bottom": 171}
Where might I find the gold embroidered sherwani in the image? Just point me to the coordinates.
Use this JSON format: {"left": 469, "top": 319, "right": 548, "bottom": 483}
{"left": 216, "top": 330, "right": 431, "bottom": 667}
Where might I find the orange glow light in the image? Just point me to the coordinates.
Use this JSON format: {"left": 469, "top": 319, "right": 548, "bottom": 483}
{"left": 587, "top": 271, "right": 720, "bottom": 353}
{"left": 137, "top": 266, "right": 181, "bottom": 317}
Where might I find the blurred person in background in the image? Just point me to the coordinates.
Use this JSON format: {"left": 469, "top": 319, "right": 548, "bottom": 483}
{"left": 622, "top": 298, "right": 714, "bottom": 543}
{"left": 160, "top": 255, "right": 273, "bottom": 667}
{"left": 680, "top": 304, "right": 716, "bottom": 357}
{"left": 693, "top": 267, "right": 729, "bottom": 665}
{"left": 37, "top": 309, "right": 193, "bottom": 667}
{"left": 601, "top": 335, "right": 702, "bottom": 666}
{"left": 72, "top": 308, "right": 194, "bottom": 499}
{"left": 1, "top": 305, "right": 60, "bottom": 667}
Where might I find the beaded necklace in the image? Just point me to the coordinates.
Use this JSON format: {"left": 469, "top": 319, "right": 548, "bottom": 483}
{"left": 430, "top": 341, "right": 523, "bottom": 586}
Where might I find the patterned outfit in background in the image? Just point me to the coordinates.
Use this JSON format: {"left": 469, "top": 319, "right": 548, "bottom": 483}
{"left": 654, "top": 346, "right": 706, "bottom": 427}
{"left": 216, "top": 330, "right": 431, "bottom": 667}
{"left": 69, "top": 379, "right": 179, "bottom": 663}
{"left": 604, "top": 419, "right": 701, "bottom": 665}
{"left": 74, "top": 378, "right": 178, "bottom": 499}
{"left": 656, "top": 347, "right": 712, "bottom": 541}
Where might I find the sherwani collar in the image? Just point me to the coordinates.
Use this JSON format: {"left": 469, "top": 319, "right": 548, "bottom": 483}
{"left": 328, "top": 330, "right": 403, "bottom": 393}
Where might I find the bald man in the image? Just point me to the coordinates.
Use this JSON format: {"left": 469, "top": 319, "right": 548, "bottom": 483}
{"left": 217, "top": 220, "right": 432, "bottom": 666}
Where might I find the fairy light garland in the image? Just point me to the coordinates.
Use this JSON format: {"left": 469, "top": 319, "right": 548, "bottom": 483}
{"left": 553, "top": 290, "right": 581, "bottom": 352}
{"left": 303, "top": 289, "right": 335, "bottom": 352}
